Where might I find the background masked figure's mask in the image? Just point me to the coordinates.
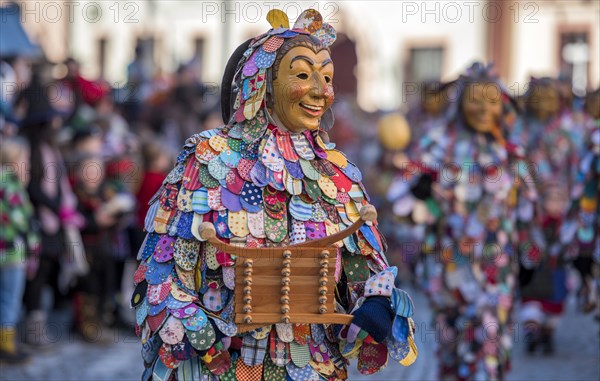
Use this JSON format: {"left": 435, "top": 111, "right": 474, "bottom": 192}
{"left": 271, "top": 45, "right": 335, "bottom": 133}
{"left": 526, "top": 84, "right": 560, "bottom": 122}
{"left": 461, "top": 82, "right": 503, "bottom": 133}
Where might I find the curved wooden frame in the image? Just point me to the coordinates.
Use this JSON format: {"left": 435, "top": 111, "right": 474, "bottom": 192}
{"left": 199, "top": 213, "right": 373, "bottom": 332}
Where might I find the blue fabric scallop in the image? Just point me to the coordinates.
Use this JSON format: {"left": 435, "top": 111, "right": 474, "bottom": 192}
{"left": 191, "top": 188, "right": 211, "bottom": 214}
{"left": 228, "top": 124, "right": 244, "bottom": 139}
{"left": 199, "top": 129, "right": 218, "bottom": 139}
{"left": 145, "top": 258, "right": 175, "bottom": 285}
{"left": 176, "top": 148, "right": 193, "bottom": 164}
{"left": 214, "top": 211, "right": 233, "bottom": 239}
{"left": 147, "top": 298, "right": 168, "bottom": 316}
{"left": 254, "top": 47, "right": 277, "bottom": 69}
{"left": 182, "top": 309, "right": 208, "bottom": 331}
{"left": 285, "top": 160, "right": 304, "bottom": 179}
{"left": 341, "top": 160, "right": 363, "bottom": 182}
{"left": 360, "top": 225, "right": 382, "bottom": 252}
{"left": 165, "top": 294, "right": 190, "bottom": 310}
{"left": 221, "top": 187, "right": 243, "bottom": 213}
{"left": 276, "top": 30, "right": 300, "bottom": 38}
{"left": 135, "top": 299, "right": 148, "bottom": 325}
{"left": 391, "top": 288, "right": 415, "bottom": 318}
{"left": 141, "top": 334, "right": 163, "bottom": 364}
{"left": 175, "top": 212, "right": 194, "bottom": 239}
{"left": 289, "top": 196, "right": 312, "bottom": 221}
{"left": 220, "top": 149, "right": 242, "bottom": 169}
{"left": 144, "top": 202, "right": 160, "bottom": 233}
{"left": 139, "top": 233, "right": 161, "bottom": 261}
{"left": 207, "top": 157, "right": 230, "bottom": 181}
{"left": 240, "top": 182, "right": 263, "bottom": 213}
{"left": 241, "top": 141, "right": 260, "bottom": 160}
{"left": 250, "top": 161, "right": 269, "bottom": 188}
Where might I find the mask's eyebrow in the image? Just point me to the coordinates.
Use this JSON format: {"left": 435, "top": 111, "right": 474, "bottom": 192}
{"left": 320, "top": 58, "right": 333, "bottom": 68}
{"left": 290, "top": 56, "right": 333, "bottom": 70}
{"left": 290, "top": 55, "right": 315, "bottom": 68}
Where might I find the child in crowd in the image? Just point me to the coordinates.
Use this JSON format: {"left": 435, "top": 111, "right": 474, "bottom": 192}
{"left": 72, "top": 154, "right": 135, "bottom": 341}
{"left": 135, "top": 141, "right": 171, "bottom": 228}
{"left": 0, "top": 137, "right": 40, "bottom": 363}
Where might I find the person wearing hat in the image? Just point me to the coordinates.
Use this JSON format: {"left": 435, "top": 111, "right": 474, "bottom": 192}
{"left": 387, "top": 63, "right": 537, "bottom": 380}
{"left": 18, "top": 74, "right": 84, "bottom": 348}
{"left": 131, "top": 9, "right": 417, "bottom": 381}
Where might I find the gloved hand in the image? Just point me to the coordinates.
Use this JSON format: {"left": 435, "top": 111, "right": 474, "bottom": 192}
{"left": 347, "top": 296, "right": 394, "bottom": 343}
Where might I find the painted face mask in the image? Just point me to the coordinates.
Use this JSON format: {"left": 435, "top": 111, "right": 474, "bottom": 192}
{"left": 527, "top": 84, "right": 560, "bottom": 122}
{"left": 271, "top": 46, "right": 335, "bottom": 132}
{"left": 461, "top": 82, "right": 503, "bottom": 133}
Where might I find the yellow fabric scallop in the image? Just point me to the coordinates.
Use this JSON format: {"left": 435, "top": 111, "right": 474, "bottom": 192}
{"left": 266, "top": 9, "right": 290, "bottom": 29}
{"left": 325, "top": 150, "right": 348, "bottom": 168}
{"left": 314, "top": 134, "right": 329, "bottom": 151}
{"left": 176, "top": 266, "right": 196, "bottom": 291}
{"left": 344, "top": 200, "right": 360, "bottom": 222}
{"left": 170, "top": 283, "right": 196, "bottom": 302}
{"left": 244, "top": 85, "right": 266, "bottom": 120}
{"left": 400, "top": 336, "right": 418, "bottom": 366}
{"left": 177, "top": 188, "right": 193, "bottom": 212}
{"left": 205, "top": 250, "right": 220, "bottom": 270}
{"left": 209, "top": 135, "right": 228, "bottom": 152}
{"left": 317, "top": 176, "right": 338, "bottom": 199}
{"left": 228, "top": 210, "right": 250, "bottom": 238}
{"left": 310, "top": 359, "right": 335, "bottom": 376}
{"left": 153, "top": 206, "right": 172, "bottom": 234}
{"left": 324, "top": 219, "right": 343, "bottom": 247}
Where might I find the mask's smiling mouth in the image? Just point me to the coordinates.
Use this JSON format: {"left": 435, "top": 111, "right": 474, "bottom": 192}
{"left": 299, "top": 102, "right": 323, "bottom": 116}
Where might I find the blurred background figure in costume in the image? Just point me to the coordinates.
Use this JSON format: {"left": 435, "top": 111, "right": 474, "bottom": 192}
{"left": 511, "top": 78, "right": 590, "bottom": 355}
{"left": 573, "top": 89, "right": 600, "bottom": 323}
{"left": 387, "top": 62, "right": 537, "bottom": 381}
{"left": 0, "top": 137, "right": 40, "bottom": 363}
{"left": 405, "top": 81, "right": 449, "bottom": 145}
{"left": 381, "top": 81, "right": 450, "bottom": 284}
{"left": 375, "top": 113, "right": 417, "bottom": 279}
{"left": 132, "top": 9, "right": 418, "bottom": 381}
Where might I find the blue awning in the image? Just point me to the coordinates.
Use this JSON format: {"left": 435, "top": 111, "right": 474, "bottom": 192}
{"left": 0, "top": 3, "right": 42, "bottom": 58}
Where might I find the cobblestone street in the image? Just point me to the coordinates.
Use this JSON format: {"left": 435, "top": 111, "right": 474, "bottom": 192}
{"left": 2, "top": 289, "right": 598, "bottom": 381}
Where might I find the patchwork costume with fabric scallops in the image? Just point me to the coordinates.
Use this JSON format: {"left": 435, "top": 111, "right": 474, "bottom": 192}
{"left": 386, "top": 64, "right": 536, "bottom": 381}
{"left": 133, "top": 9, "right": 417, "bottom": 381}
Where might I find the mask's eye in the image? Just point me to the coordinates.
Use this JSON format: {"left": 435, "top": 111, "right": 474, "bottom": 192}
{"left": 296, "top": 73, "right": 308, "bottom": 80}
{"left": 324, "top": 76, "right": 331, "bottom": 83}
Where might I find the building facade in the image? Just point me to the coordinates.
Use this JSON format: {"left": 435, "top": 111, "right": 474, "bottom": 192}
{"left": 10, "top": 0, "right": 600, "bottom": 110}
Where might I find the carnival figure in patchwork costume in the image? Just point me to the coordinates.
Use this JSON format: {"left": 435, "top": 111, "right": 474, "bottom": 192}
{"left": 510, "top": 78, "right": 592, "bottom": 354}
{"left": 381, "top": 82, "right": 449, "bottom": 283}
{"left": 573, "top": 90, "right": 600, "bottom": 322}
{"left": 132, "top": 9, "right": 417, "bottom": 381}
{"left": 387, "top": 63, "right": 537, "bottom": 381}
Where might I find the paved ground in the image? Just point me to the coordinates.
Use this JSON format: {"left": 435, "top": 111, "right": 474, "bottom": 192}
{"left": 2, "top": 289, "right": 598, "bottom": 381}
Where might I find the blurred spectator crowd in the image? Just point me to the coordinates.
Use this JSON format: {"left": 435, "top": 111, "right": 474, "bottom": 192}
{"left": 0, "top": 50, "right": 225, "bottom": 363}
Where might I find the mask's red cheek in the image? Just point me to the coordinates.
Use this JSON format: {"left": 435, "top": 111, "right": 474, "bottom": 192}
{"left": 286, "top": 83, "right": 305, "bottom": 103}
{"left": 324, "top": 86, "right": 335, "bottom": 106}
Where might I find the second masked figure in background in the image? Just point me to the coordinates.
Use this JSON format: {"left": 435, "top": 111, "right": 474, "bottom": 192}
{"left": 387, "top": 63, "right": 537, "bottom": 381}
